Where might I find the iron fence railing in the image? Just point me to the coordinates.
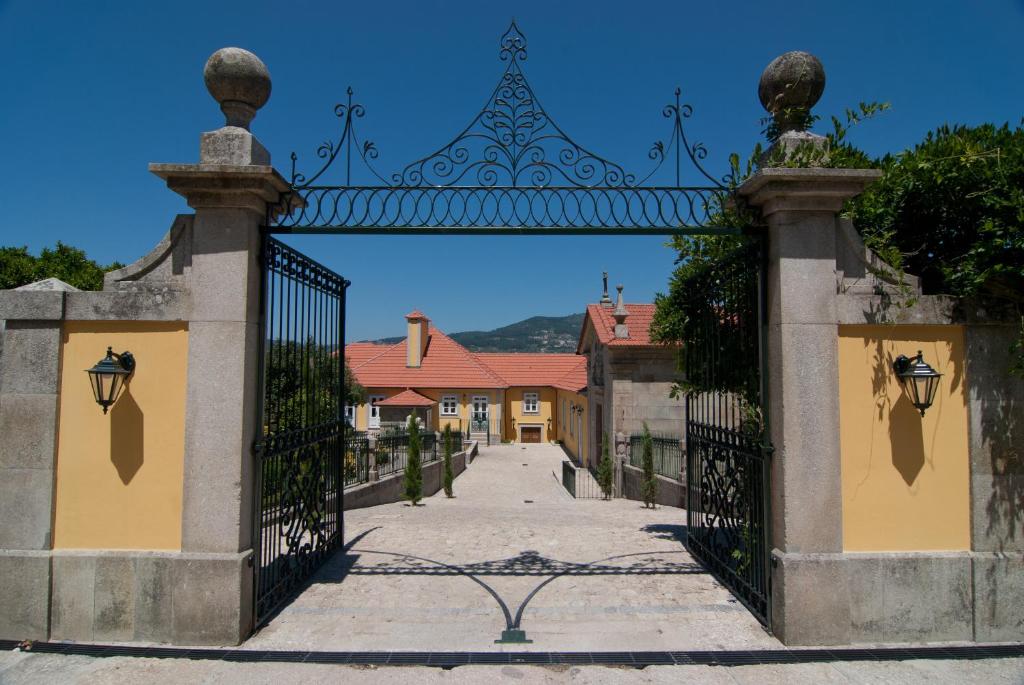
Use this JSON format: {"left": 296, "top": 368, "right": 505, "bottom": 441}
{"left": 362, "top": 427, "right": 466, "bottom": 481}
{"left": 560, "top": 459, "right": 608, "bottom": 500}
{"left": 373, "top": 430, "right": 438, "bottom": 479}
{"left": 628, "top": 433, "right": 684, "bottom": 480}
{"left": 343, "top": 432, "right": 371, "bottom": 487}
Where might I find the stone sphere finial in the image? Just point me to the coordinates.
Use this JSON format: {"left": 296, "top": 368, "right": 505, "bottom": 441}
{"left": 758, "top": 51, "right": 825, "bottom": 133}
{"left": 203, "top": 47, "right": 271, "bottom": 130}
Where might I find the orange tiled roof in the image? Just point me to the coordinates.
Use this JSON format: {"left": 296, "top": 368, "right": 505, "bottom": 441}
{"left": 405, "top": 310, "right": 428, "bottom": 320}
{"left": 577, "top": 303, "right": 663, "bottom": 352}
{"left": 345, "top": 342, "right": 389, "bottom": 367}
{"left": 552, "top": 356, "right": 587, "bottom": 393}
{"left": 474, "top": 353, "right": 586, "bottom": 391}
{"left": 375, "top": 389, "right": 436, "bottom": 406}
{"left": 347, "top": 326, "right": 505, "bottom": 389}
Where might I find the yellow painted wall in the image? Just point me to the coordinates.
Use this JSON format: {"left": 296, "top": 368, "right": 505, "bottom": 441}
{"left": 406, "top": 323, "right": 420, "bottom": 367}
{"left": 555, "top": 389, "right": 588, "bottom": 463}
{"left": 54, "top": 321, "right": 188, "bottom": 550}
{"left": 838, "top": 325, "right": 970, "bottom": 552}
{"left": 353, "top": 387, "right": 497, "bottom": 436}
{"left": 505, "top": 387, "right": 556, "bottom": 442}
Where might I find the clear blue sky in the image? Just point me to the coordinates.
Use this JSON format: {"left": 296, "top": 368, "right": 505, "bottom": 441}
{"left": 1, "top": 1, "right": 1021, "bottom": 341}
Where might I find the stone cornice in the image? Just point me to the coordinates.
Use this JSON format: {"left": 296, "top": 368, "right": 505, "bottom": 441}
{"left": 738, "top": 167, "right": 882, "bottom": 217}
{"left": 148, "top": 163, "right": 292, "bottom": 214}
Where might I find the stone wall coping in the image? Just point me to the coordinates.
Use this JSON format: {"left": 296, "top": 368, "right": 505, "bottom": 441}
{"left": 104, "top": 215, "right": 191, "bottom": 288}
{"left": 739, "top": 167, "right": 882, "bottom": 216}
{"left": 0, "top": 290, "right": 65, "bottom": 321}
{"left": 48, "top": 548, "right": 252, "bottom": 562}
{"left": 773, "top": 550, "right": 976, "bottom": 561}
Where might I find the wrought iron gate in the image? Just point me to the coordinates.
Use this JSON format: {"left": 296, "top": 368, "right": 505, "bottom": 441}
{"left": 253, "top": 237, "right": 349, "bottom": 625}
{"left": 683, "top": 239, "right": 772, "bottom": 625}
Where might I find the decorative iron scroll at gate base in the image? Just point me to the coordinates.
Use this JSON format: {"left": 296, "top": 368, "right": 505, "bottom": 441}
{"left": 253, "top": 237, "right": 349, "bottom": 626}
{"left": 683, "top": 240, "right": 772, "bottom": 625}
{"left": 269, "top": 22, "right": 738, "bottom": 235}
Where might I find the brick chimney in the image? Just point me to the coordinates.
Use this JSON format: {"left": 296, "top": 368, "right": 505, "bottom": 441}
{"left": 405, "top": 310, "right": 429, "bottom": 367}
{"left": 613, "top": 285, "right": 629, "bottom": 339}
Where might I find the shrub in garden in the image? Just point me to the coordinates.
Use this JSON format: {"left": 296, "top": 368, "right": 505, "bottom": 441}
{"left": 443, "top": 425, "right": 454, "bottom": 498}
{"left": 640, "top": 423, "right": 657, "bottom": 509}
{"left": 403, "top": 417, "right": 424, "bottom": 505}
{"left": 596, "top": 432, "right": 614, "bottom": 500}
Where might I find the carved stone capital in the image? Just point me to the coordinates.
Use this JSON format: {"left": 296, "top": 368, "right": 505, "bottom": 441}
{"left": 149, "top": 163, "right": 293, "bottom": 216}
{"left": 738, "top": 167, "right": 882, "bottom": 218}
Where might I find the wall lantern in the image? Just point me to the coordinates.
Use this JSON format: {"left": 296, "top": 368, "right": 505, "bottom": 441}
{"left": 85, "top": 347, "right": 135, "bottom": 414}
{"left": 893, "top": 350, "right": 941, "bottom": 417}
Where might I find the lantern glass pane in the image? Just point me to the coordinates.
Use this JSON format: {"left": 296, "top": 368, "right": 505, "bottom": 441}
{"left": 94, "top": 372, "right": 112, "bottom": 404}
{"left": 106, "top": 374, "right": 124, "bottom": 405}
{"left": 917, "top": 374, "right": 933, "bottom": 405}
{"left": 923, "top": 375, "right": 939, "bottom": 408}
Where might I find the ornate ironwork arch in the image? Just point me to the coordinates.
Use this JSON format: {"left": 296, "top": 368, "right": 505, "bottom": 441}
{"left": 271, "top": 22, "right": 738, "bottom": 235}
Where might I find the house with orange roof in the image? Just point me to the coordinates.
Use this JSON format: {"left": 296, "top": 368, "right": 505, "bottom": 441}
{"left": 345, "top": 311, "right": 590, "bottom": 462}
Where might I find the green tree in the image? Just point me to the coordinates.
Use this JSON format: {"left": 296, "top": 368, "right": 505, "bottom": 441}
{"left": 596, "top": 432, "right": 614, "bottom": 500}
{"left": 403, "top": 417, "right": 424, "bottom": 505}
{"left": 640, "top": 423, "right": 658, "bottom": 509}
{"left": 653, "top": 108, "right": 1024, "bottom": 375}
{"left": 344, "top": 361, "right": 367, "bottom": 409}
{"left": 442, "top": 425, "right": 454, "bottom": 498}
{"left": 0, "top": 242, "right": 124, "bottom": 291}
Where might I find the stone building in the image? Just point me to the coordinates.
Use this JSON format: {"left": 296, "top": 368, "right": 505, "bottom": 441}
{"left": 576, "top": 277, "right": 683, "bottom": 465}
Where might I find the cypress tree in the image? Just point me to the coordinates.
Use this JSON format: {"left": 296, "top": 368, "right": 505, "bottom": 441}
{"left": 596, "top": 432, "right": 614, "bottom": 500}
{"left": 640, "top": 422, "right": 657, "bottom": 509}
{"left": 403, "top": 417, "right": 424, "bottom": 505}
{"left": 443, "top": 424, "right": 454, "bottom": 498}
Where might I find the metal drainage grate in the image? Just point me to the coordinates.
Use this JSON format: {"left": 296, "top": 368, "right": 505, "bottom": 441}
{"left": 2, "top": 641, "right": 1023, "bottom": 667}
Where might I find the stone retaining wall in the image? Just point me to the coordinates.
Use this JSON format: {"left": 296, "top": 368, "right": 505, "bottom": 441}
{"left": 344, "top": 442, "right": 476, "bottom": 511}
{"left": 621, "top": 464, "right": 686, "bottom": 509}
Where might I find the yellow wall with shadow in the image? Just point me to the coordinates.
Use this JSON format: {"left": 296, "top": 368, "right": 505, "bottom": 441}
{"left": 838, "top": 324, "right": 970, "bottom": 552}
{"left": 53, "top": 321, "right": 188, "bottom": 550}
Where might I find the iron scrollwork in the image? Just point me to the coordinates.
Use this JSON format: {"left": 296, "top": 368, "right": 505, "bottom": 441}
{"left": 272, "top": 22, "right": 736, "bottom": 233}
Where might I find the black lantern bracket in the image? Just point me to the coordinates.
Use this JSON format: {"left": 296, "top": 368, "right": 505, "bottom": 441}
{"left": 85, "top": 347, "right": 136, "bottom": 414}
{"left": 893, "top": 350, "right": 942, "bottom": 417}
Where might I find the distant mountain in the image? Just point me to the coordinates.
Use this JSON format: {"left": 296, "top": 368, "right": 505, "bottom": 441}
{"left": 366, "top": 313, "right": 586, "bottom": 353}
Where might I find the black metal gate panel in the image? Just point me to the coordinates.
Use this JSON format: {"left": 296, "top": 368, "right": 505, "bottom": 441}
{"left": 253, "top": 237, "right": 349, "bottom": 626}
{"left": 683, "top": 239, "right": 772, "bottom": 625}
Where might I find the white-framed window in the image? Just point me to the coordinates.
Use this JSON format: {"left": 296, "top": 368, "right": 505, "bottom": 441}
{"left": 344, "top": 405, "right": 355, "bottom": 427}
{"left": 369, "top": 395, "right": 384, "bottom": 428}
{"left": 523, "top": 391, "right": 539, "bottom": 414}
{"left": 569, "top": 405, "right": 574, "bottom": 437}
{"left": 561, "top": 399, "right": 566, "bottom": 428}
{"left": 441, "top": 394, "right": 458, "bottom": 416}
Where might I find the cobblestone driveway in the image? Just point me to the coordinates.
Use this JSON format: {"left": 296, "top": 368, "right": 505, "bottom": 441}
{"left": 246, "top": 443, "right": 777, "bottom": 652}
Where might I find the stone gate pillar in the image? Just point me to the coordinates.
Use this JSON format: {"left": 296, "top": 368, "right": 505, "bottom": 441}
{"left": 738, "top": 53, "right": 880, "bottom": 643}
{"left": 149, "top": 48, "right": 290, "bottom": 641}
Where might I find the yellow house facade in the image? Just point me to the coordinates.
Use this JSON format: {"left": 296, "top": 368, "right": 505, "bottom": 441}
{"left": 345, "top": 312, "right": 588, "bottom": 459}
